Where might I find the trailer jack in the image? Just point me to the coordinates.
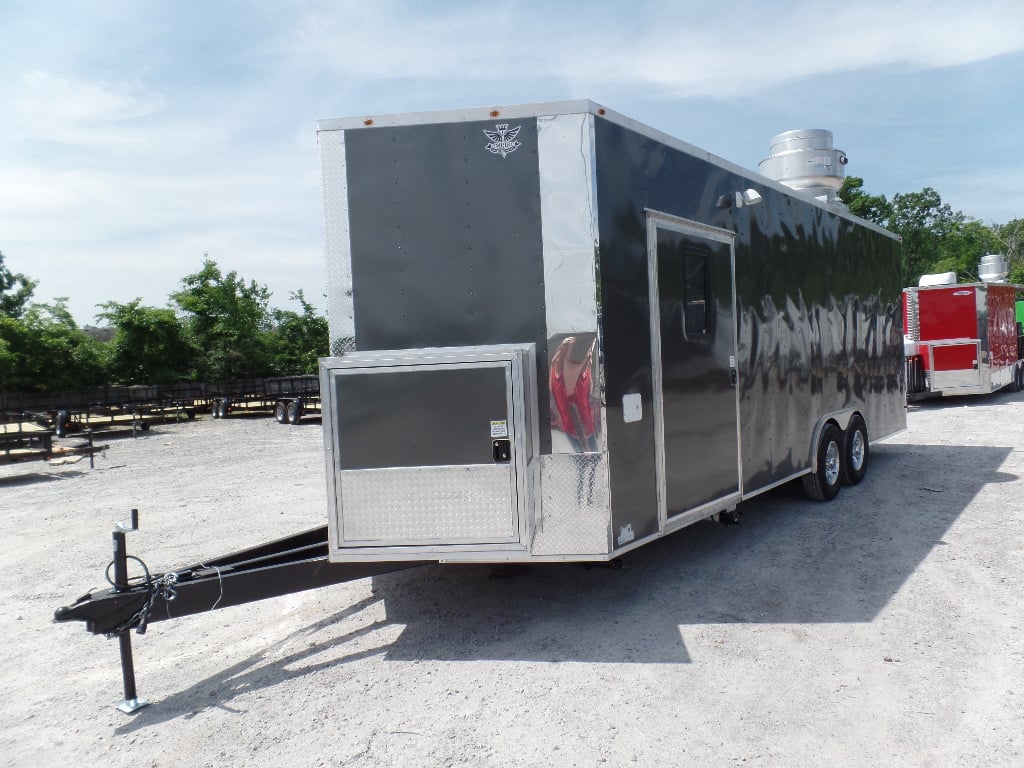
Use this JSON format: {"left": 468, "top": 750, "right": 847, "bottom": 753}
{"left": 54, "top": 511, "right": 428, "bottom": 713}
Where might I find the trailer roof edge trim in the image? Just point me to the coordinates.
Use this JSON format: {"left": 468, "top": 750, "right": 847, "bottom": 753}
{"left": 316, "top": 99, "right": 898, "bottom": 240}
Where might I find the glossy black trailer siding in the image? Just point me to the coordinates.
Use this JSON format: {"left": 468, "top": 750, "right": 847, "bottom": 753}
{"left": 592, "top": 118, "right": 904, "bottom": 542}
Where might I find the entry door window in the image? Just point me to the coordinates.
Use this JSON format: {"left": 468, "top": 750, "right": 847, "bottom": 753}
{"left": 682, "top": 250, "right": 710, "bottom": 339}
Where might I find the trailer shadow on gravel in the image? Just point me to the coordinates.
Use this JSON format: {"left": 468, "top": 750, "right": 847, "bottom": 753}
{"left": 112, "top": 442, "right": 1015, "bottom": 729}
{"left": 369, "top": 441, "right": 1013, "bottom": 666}
{"left": 0, "top": 468, "right": 90, "bottom": 486}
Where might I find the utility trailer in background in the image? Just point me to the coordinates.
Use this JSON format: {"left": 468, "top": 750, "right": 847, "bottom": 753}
{"left": 208, "top": 375, "right": 321, "bottom": 424}
{"left": 0, "top": 384, "right": 199, "bottom": 437}
{"left": 56, "top": 101, "right": 907, "bottom": 709}
{"left": 903, "top": 259, "right": 1024, "bottom": 400}
{"left": 317, "top": 101, "right": 907, "bottom": 564}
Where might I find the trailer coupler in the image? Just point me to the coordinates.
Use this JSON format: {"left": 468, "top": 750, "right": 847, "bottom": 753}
{"left": 54, "top": 511, "right": 429, "bottom": 713}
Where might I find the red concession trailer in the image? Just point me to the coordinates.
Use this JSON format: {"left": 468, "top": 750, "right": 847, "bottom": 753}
{"left": 904, "top": 272, "right": 1024, "bottom": 399}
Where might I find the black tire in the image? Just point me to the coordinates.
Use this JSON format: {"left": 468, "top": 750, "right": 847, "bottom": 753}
{"left": 274, "top": 400, "right": 288, "bottom": 424}
{"left": 218, "top": 401, "right": 229, "bottom": 419}
{"left": 286, "top": 400, "right": 303, "bottom": 425}
{"left": 211, "top": 402, "right": 221, "bottom": 419}
{"left": 802, "top": 423, "right": 843, "bottom": 501}
{"left": 55, "top": 410, "right": 70, "bottom": 438}
{"left": 843, "top": 414, "right": 869, "bottom": 485}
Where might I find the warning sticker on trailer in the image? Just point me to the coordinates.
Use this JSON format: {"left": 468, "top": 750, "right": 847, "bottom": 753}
{"left": 490, "top": 420, "right": 509, "bottom": 438}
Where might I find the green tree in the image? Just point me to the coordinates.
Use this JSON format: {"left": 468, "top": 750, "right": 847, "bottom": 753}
{"left": 96, "top": 299, "right": 193, "bottom": 384}
{"left": 928, "top": 219, "right": 998, "bottom": 280}
{"left": 839, "top": 177, "right": 891, "bottom": 224}
{"left": 839, "top": 181, "right": 1006, "bottom": 286}
{"left": 0, "top": 250, "right": 37, "bottom": 319}
{"left": 991, "top": 219, "right": 1024, "bottom": 283}
{"left": 0, "top": 299, "right": 107, "bottom": 391}
{"left": 268, "top": 290, "right": 329, "bottom": 375}
{"left": 887, "top": 188, "right": 972, "bottom": 285}
{"left": 171, "top": 258, "right": 273, "bottom": 381}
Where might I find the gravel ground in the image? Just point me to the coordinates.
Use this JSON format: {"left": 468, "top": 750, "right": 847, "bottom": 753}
{"left": 1, "top": 396, "right": 1022, "bottom": 768}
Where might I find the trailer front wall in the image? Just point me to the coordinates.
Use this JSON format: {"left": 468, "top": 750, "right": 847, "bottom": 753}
{"left": 593, "top": 118, "right": 904, "bottom": 542}
{"left": 320, "top": 113, "right": 612, "bottom": 558}
{"left": 334, "top": 120, "right": 553, "bottom": 453}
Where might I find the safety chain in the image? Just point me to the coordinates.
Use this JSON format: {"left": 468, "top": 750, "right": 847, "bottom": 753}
{"left": 102, "top": 562, "right": 179, "bottom": 638}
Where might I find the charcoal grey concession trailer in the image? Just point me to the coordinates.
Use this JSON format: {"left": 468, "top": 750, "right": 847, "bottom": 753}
{"left": 56, "top": 102, "right": 907, "bottom": 708}
{"left": 317, "top": 100, "right": 906, "bottom": 564}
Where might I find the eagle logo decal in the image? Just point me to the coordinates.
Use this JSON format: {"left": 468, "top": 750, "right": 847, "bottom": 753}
{"left": 483, "top": 124, "right": 522, "bottom": 158}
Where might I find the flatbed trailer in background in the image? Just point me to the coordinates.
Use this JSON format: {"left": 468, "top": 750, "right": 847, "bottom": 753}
{"left": 0, "top": 374, "right": 321, "bottom": 435}
{"left": 0, "top": 384, "right": 202, "bottom": 437}
{"left": 208, "top": 375, "right": 321, "bottom": 424}
{"left": 0, "top": 419, "right": 105, "bottom": 467}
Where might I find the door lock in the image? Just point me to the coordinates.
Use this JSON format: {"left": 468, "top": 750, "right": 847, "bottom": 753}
{"left": 492, "top": 439, "right": 511, "bottom": 463}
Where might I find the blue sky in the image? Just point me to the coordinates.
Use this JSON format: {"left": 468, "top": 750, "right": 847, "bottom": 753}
{"left": 2, "top": 0, "right": 1022, "bottom": 325}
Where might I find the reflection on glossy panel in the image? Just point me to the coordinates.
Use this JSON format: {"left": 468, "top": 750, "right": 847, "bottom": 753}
{"left": 548, "top": 333, "right": 600, "bottom": 454}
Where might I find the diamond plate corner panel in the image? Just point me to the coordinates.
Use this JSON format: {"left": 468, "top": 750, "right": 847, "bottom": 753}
{"left": 339, "top": 465, "right": 516, "bottom": 544}
{"left": 319, "top": 129, "right": 356, "bottom": 355}
{"left": 532, "top": 453, "right": 611, "bottom": 556}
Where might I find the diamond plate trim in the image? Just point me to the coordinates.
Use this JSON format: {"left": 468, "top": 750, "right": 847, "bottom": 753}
{"left": 532, "top": 453, "right": 610, "bottom": 555}
{"left": 320, "top": 129, "right": 356, "bottom": 355}
{"left": 339, "top": 465, "right": 516, "bottom": 544}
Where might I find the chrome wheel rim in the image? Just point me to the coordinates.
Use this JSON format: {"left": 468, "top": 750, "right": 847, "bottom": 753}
{"left": 850, "top": 429, "right": 865, "bottom": 471}
{"left": 825, "top": 440, "right": 841, "bottom": 486}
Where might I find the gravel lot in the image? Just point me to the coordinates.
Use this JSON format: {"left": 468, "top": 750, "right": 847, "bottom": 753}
{"left": 2, "top": 395, "right": 1022, "bottom": 768}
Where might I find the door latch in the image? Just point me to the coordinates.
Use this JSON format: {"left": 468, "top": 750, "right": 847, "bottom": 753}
{"left": 492, "top": 439, "right": 511, "bottom": 463}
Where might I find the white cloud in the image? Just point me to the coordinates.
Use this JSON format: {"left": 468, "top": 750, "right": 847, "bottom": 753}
{"left": 280, "top": 0, "right": 1024, "bottom": 100}
{"left": 18, "top": 71, "right": 163, "bottom": 123}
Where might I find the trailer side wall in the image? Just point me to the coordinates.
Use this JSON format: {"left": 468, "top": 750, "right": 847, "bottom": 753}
{"left": 592, "top": 118, "right": 905, "bottom": 543}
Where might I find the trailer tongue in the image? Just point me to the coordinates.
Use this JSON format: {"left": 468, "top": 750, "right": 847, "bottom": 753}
{"left": 53, "top": 514, "right": 427, "bottom": 712}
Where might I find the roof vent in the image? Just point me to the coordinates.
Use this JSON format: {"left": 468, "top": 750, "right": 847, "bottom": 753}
{"left": 918, "top": 272, "right": 957, "bottom": 287}
{"left": 758, "top": 129, "right": 848, "bottom": 205}
{"left": 978, "top": 254, "right": 1009, "bottom": 283}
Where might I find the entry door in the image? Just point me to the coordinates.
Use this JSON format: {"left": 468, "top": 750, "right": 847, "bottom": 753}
{"left": 647, "top": 213, "right": 740, "bottom": 524}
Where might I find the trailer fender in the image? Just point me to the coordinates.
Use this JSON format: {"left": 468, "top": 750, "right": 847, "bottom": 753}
{"left": 805, "top": 408, "right": 858, "bottom": 471}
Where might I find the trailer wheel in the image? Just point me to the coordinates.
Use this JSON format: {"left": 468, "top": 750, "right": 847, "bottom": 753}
{"left": 802, "top": 423, "right": 843, "bottom": 501}
{"left": 842, "top": 415, "right": 869, "bottom": 485}
{"left": 55, "top": 410, "right": 70, "bottom": 438}
{"left": 274, "top": 400, "right": 288, "bottom": 424}
{"left": 286, "top": 400, "right": 303, "bottom": 425}
{"left": 211, "top": 402, "right": 221, "bottom": 419}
